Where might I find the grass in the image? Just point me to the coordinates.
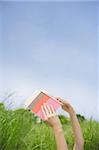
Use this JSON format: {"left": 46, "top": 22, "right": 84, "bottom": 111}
{"left": 0, "top": 102, "right": 99, "bottom": 150}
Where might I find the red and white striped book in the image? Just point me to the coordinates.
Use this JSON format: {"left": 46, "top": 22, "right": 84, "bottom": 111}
{"left": 26, "top": 91, "right": 61, "bottom": 120}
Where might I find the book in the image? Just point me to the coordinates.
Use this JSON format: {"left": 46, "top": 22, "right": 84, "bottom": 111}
{"left": 26, "top": 91, "right": 61, "bottom": 120}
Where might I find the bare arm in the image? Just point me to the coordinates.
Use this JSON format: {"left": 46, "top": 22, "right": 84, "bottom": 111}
{"left": 53, "top": 124, "right": 68, "bottom": 150}
{"left": 57, "top": 98, "right": 84, "bottom": 150}
{"left": 41, "top": 103, "right": 68, "bottom": 150}
{"left": 69, "top": 109, "right": 84, "bottom": 150}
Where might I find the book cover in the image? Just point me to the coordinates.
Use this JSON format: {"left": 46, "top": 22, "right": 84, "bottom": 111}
{"left": 26, "top": 91, "right": 61, "bottom": 120}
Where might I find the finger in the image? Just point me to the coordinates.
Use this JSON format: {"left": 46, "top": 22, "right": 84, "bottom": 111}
{"left": 50, "top": 104, "right": 56, "bottom": 116}
{"left": 56, "top": 97, "right": 63, "bottom": 102}
{"left": 46, "top": 103, "right": 52, "bottom": 114}
{"left": 56, "top": 98, "right": 64, "bottom": 105}
{"left": 43, "top": 103, "right": 50, "bottom": 117}
{"left": 41, "top": 105, "right": 47, "bottom": 120}
{"left": 57, "top": 97, "right": 69, "bottom": 105}
{"left": 46, "top": 104, "right": 56, "bottom": 118}
{"left": 56, "top": 97, "right": 61, "bottom": 101}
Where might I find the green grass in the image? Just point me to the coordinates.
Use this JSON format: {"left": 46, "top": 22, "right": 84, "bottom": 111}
{"left": 0, "top": 103, "right": 99, "bottom": 150}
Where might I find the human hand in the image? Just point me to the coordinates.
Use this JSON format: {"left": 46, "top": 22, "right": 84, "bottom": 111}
{"left": 56, "top": 98, "right": 75, "bottom": 116}
{"left": 41, "top": 103, "right": 62, "bottom": 130}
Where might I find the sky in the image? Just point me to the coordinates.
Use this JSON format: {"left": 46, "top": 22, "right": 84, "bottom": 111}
{"left": 0, "top": 1, "right": 98, "bottom": 120}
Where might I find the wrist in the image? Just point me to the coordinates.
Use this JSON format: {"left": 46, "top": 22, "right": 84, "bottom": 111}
{"left": 69, "top": 108, "right": 76, "bottom": 117}
{"left": 53, "top": 125, "right": 63, "bottom": 132}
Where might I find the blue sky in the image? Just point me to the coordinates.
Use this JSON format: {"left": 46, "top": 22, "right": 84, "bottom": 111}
{"left": 0, "top": 1, "right": 98, "bottom": 120}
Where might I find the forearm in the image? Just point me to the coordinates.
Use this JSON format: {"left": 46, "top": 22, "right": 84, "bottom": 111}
{"left": 41, "top": 103, "right": 68, "bottom": 149}
{"left": 57, "top": 98, "right": 84, "bottom": 149}
{"left": 53, "top": 126, "right": 68, "bottom": 150}
{"left": 69, "top": 110, "right": 84, "bottom": 149}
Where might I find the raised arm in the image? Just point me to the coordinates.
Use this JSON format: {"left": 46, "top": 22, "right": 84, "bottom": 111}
{"left": 57, "top": 98, "right": 84, "bottom": 150}
{"left": 41, "top": 103, "right": 68, "bottom": 150}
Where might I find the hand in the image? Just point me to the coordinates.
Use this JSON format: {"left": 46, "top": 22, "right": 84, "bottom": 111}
{"left": 56, "top": 98, "right": 75, "bottom": 115}
{"left": 41, "top": 103, "right": 62, "bottom": 129}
